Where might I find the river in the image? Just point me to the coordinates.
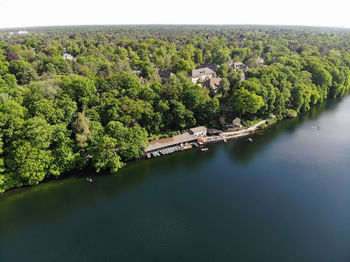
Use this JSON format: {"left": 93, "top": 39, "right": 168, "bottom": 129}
{"left": 1, "top": 96, "right": 350, "bottom": 262}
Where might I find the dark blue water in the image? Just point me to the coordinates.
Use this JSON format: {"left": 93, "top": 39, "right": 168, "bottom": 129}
{"left": 1, "top": 96, "right": 350, "bottom": 262}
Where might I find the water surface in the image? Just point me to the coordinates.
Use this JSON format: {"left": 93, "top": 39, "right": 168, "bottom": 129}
{"left": 1, "top": 96, "right": 350, "bottom": 262}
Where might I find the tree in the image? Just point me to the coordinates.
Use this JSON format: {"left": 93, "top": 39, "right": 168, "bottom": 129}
{"left": 106, "top": 121, "right": 148, "bottom": 161}
{"left": 231, "top": 87, "right": 264, "bottom": 116}
{"left": 9, "top": 60, "right": 37, "bottom": 84}
{"left": 7, "top": 51, "right": 21, "bottom": 62}
{"left": 7, "top": 141, "right": 53, "bottom": 185}
{"left": 211, "top": 47, "right": 231, "bottom": 64}
{"left": 89, "top": 135, "right": 124, "bottom": 173}
{"left": 49, "top": 124, "right": 77, "bottom": 175}
{"left": 60, "top": 75, "right": 97, "bottom": 108}
{"left": 171, "top": 56, "right": 195, "bottom": 73}
{"left": 72, "top": 111, "right": 91, "bottom": 148}
{"left": 3, "top": 74, "right": 17, "bottom": 88}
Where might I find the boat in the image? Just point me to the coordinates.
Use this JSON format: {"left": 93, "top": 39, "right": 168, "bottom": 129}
{"left": 86, "top": 178, "right": 93, "bottom": 182}
{"left": 201, "top": 148, "right": 208, "bottom": 152}
{"left": 248, "top": 138, "right": 253, "bottom": 142}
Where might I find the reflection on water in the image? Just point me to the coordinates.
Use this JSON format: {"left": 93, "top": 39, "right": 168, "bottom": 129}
{"left": 229, "top": 97, "right": 345, "bottom": 164}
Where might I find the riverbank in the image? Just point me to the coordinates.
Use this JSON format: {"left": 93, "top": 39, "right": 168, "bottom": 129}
{"left": 145, "top": 116, "right": 277, "bottom": 158}
{"left": 205, "top": 117, "right": 276, "bottom": 144}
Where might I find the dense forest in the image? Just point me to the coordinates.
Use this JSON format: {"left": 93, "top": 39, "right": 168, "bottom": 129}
{"left": 1, "top": 25, "right": 350, "bottom": 193}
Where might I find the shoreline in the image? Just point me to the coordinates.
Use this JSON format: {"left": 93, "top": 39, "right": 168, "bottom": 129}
{"left": 145, "top": 116, "right": 276, "bottom": 158}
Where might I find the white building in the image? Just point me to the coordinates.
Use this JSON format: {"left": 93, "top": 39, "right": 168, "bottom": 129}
{"left": 191, "top": 67, "right": 215, "bottom": 83}
{"left": 189, "top": 126, "right": 207, "bottom": 137}
{"left": 233, "top": 62, "right": 248, "bottom": 70}
{"left": 10, "top": 31, "right": 28, "bottom": 35}
{"left": 257, "top": 56, "right": 264, "bottom": 67}
{"left": 63, "top": 53, "right": 73, "bottom": 60}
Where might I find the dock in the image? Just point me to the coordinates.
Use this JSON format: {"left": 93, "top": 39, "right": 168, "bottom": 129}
{"left": 144, "top": 117, "right": 274, "bottom": 158}
{"left": 144, "top": 131, "right": 199, "bottom": 158}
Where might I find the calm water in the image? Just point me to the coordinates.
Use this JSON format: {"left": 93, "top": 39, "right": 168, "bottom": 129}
{"left": 1, "top": 96, "right": 350, "bottom": 262}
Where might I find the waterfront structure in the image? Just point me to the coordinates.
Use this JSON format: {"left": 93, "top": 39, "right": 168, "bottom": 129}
{"left": 145, "top": 126, "right": 207, "bottom": 157}
{"left": 189, "top": 126, "right": 207, "bottom": 136}
{"left": 207, "top": 128, "right": 223, "bottom": 136}
{"left": 232, "top": 117, "right": 242, "bottom": 129}
{"left": 219, "top": 116, "right": 242, "bottom": 130}
{"left": 144, "top": 132, "right": 198, "bottom": 155}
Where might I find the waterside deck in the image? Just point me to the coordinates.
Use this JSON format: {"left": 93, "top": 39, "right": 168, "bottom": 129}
{"left": 145, "top": 117, "right": 274, "bottom": 158}
{"left": 145, "top": 132, "right": 198, "bottom": 156}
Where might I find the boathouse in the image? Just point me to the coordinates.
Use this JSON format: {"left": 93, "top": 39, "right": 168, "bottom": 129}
{"left": 144, "top": 126, "right": 207, "bottom": 158}
{"left": 144, "top": 132, "right": 198, "bottom": 154}
{"left": 189, "top": 126, "right": 207, "bottom": 136}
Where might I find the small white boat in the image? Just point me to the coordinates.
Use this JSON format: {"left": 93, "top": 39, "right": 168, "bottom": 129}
{"left": 86, "top": 178, "right": 93, "bottom": 182}
{"left": 248, "top": 138, "right": 253, "bottom": 142}
{"left": 201, "top": 148, "right": 208, "bottom": 152}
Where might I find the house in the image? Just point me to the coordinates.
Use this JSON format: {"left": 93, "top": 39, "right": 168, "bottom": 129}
{"left": 219, "top": 116, "right": 235, "bottom": 129}
{"left": 132, "top": 70, "right": 141, "bottom": 76}
{"left": 233, "top": 62, "right": 248, "bottom": 71}
{"left": 63, "top": 53, "right": 73, "bottom": 60}
{"left": 202, "top": 77, "right": 221, "bottom": 93}
{"left": 257, "top": 56, "right": 264, "bottom": 67}
{"left": 189, "top": 126, "right": 207, "bottom": 137}
{"left": 158, "top": 69, "right": 174, "bottom": 81}
{"left": 191, "top": 67, "right": 215, "bottom": 83}
{"left": 200, "top": 63, "right": 218, "bottom": 71}
{"left": 232, "top": 117, "right": 242, "bottom": 129}
{"left": 219, "top": 116, "right": 242, "bottom": 130}
{"left": 207, "top": 128, "right": 223, "bottom": 136}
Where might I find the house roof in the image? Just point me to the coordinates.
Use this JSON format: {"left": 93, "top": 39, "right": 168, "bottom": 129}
{"left": 203, "top": 77, "right": 221, "bottom": 91}
{"left": 200, "top": 63, "right": 218, "bottom": 71}
{"left": 232, "top": 117, "right": 241, "bottom": 125}
{"left": 158, "top": 69, "right": 174, "bottom": 79}
{"left": 63, "top": 53, "right": 73, "bottom": 60}
{"left": 207, "top": 128, "right": 223, "bottom": 135}
{"left": 189, "top": 126, "right": 207, "bottom": 133}
{"left": 233, "top": 62, "right": 247, "bottom": 68}
{"left": 145, "top": 132, "right": 197, "bottom": 153}
{"left": 191, "top": 67, "right": 214, "bottom": 78}
{"left": 257, "top": 56, "right": 264, "bottom": 65}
